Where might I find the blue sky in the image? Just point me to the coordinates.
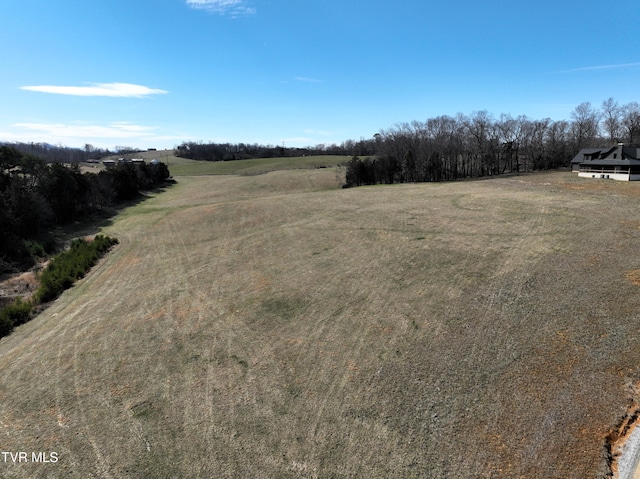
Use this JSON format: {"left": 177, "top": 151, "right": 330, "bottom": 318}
{"left": 1, "top": 0, "right": 639, "bottom": 150}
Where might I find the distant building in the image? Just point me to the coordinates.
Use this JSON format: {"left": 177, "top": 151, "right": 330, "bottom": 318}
{"left": 102, "top": 159, "right": 116, "bottom": 168}
{"left": 571, "top": 144, "right": 640, "bottom": 181}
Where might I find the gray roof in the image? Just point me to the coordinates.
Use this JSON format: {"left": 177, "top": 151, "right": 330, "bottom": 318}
{"left": 571, "top": 145, "right": 640, "bottom": 166}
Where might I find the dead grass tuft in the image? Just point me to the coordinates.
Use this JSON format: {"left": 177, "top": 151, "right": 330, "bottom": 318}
{"left": 625, "top": 269, "right": 640, "bottom": 285}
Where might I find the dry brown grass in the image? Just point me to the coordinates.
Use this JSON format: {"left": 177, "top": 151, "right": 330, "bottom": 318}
{"left": 0, "top": 271, "right": 40, "bottom": 309}
{"left": 2, "top": 170, "right": 640, "bottom": 478}
{"left": 625, "top": 270, "right": 640, "bottom": 286}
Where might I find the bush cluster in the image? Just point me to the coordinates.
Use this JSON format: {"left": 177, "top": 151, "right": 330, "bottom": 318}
{"left": 36, "top": 235, "right": 119, "bottom": 304}
{"left": 0, "top": 235, "right": 118, "bottom": 339}
{"left": 0, "top": 298, "right": 32, "bottom": 337}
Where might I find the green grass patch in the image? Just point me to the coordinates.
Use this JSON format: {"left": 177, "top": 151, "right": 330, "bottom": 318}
{"left": 259, "top": 296, "right": 307, "bottom": 322}
{"left": 167, "top": 155, "right": 348, "bottom": 176}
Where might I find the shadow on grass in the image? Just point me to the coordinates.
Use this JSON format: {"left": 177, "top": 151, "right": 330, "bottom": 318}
{"left": 0, "top": 183, "right": 174, "bottom": 338}
{"left": 53, "top": 183, "right": 175, "bottom": 246}
{"left": 1, "top": 182, "right": 174, "bottom": 279}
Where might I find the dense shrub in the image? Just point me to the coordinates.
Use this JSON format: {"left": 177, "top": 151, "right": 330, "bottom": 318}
{"left": 0, "top": 298, "right": 33, "bottom": 337}
{"left": 23, "top": 237, "right": 56, "bottom": 258}
{"left": 0, "top": 313, "right": 12, "bottom": 337}
{"left": 34, "top": 235, "right": 119, "bottom": 304}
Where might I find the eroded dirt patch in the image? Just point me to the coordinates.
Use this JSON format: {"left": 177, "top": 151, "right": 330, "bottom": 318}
{"left": 0, "top": 270, "right": 40, "bottom": 308}
{"left": 604, "top": 391, "right": 640, "bottom": 478}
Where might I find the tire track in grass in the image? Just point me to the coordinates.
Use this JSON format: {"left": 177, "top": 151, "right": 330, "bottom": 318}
{"left": 468, "top": 189, "right": 553, "bottom": 331}
{"left": 60, "top": 231, "right": 156, "bottom": 475}
{"left": 0, "top": 241, "right": 122, "bottom": 475}
{"left": 23, "top": 242, "right": 131, "bottom": 477}
{"left": 448, "top": 189, "right": 556, "bottom": 470}
{"left": 53, "top": 302, "right": 86, "bottom": 470}
{"left": 218, "top": 193, "right": 368, "bottom": 466}
{"left": 289, "top": 220, "right": 385, "bottom": 459}
{"left": 69, "top": 315, "right": 115, "bottom": 479}
{"left": 69, "top": 238, "right": 141, "bottom": 477}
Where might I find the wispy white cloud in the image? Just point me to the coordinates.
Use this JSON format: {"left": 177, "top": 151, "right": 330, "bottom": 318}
{"left": 294, "top": 77, "right": 322, "bottom": 83}
{"left": 1, "top": 122, "right": 181, "bottom": 149}
{"left": 304, "top": 128, "right": 334, "bottom": 136}
{"left": 20, "top": 82, "right": 168, "bottom": 98}
{"left": 186, "top": 0, "right": 255, "bottom": 16}
{"left": 13, "top": 122, "right": 156, "bottom": 138}
{"left": 549, "top": 62, "right": 640, "bottom": 74}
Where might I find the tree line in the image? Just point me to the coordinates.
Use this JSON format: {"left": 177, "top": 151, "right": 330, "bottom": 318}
{"left": 344, "top": 98, "right": 640, "bottom": 187}
{"left": 0, "top": 141, "right": 147, "bottom": 163}
{"left": 0, "top": 146, "right": 171, "bottom": 273}
{"left": 174, "top": 139, "right": 373, "bottom": 162}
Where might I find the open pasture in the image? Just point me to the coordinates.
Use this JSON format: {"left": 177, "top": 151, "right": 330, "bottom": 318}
{"left": 98, "top": 150, "right": 349, "bottom": 177}
{"left": 163, "top": 154, "right": 348, "bottom": 176}
{"left": 2, "top": 169, "right": 640, "bottom": 478}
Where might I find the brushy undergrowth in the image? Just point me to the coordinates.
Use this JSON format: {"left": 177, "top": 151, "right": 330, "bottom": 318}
{"left": 35, "top": 235, "right": 119, "bottom": 303}
{"left": 0, "top": 298, "right": 31, "bottom": 337}
{"left": 0, "top": 235, "right": 118, "bottom": 339}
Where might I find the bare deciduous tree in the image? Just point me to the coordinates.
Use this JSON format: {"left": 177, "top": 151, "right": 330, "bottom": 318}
{"left": 622, "top": 102, "right": 640, "bottom": 145}
{"left": 601, "top": 98, "right": 623, "bottom": 143}
{"left": 570, "top": 102, "right": 600, "bottom": 153}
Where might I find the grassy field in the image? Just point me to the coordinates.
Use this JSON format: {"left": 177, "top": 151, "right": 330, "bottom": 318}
{"left": 95, "top": 149, "right": 349, "bottom": 177}
{"left": 2, "top": 168, "right": 640, "bottom": 478}
{"left": 164, "top": 155, "right": 348, "bottom": 176}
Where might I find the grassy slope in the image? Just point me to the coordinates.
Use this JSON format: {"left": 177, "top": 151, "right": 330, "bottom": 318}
{"left": 1, "top": 169, "right": 640, "bottom": 478}
{"left": 164, "top": 155, "right": 348, "bottom": 176}
{"left": 98, "top": 149, "right": 349, "bottom": 176}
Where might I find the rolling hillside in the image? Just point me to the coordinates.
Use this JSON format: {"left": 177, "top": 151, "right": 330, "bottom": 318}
{"left": 1, "top": 168, "right": 640, "bottom": 478}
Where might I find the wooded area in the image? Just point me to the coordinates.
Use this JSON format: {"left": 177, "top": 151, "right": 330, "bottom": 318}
{"left": 0, "top": 146, "right": 170, "bottom": 274}
{"left": 174, "top": 139, "right": 366, "bottom": 161}
{"left": 344, "top": 99, "right": 640, "bottom": 186}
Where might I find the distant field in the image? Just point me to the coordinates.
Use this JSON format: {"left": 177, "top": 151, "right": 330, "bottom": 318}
{"left": 165, "top": 154, "right": 349, "bottom": 176}
{"left": 97, "top": 150, "right": 349, "bottom": 177}
{"left": 2, "top": 170, "right": 640, "bottom": 478}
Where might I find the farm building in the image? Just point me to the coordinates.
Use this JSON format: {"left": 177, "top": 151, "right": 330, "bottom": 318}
{"left": 571, "top": 144, "right": 640, "bottom": 181}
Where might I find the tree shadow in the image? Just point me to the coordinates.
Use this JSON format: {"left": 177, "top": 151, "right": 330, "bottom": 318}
{"left": 0, "top": 182, "right": 175, "bottom": 278}
{"left": 53, "top": 184, "right": 174, "bottom": 244}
